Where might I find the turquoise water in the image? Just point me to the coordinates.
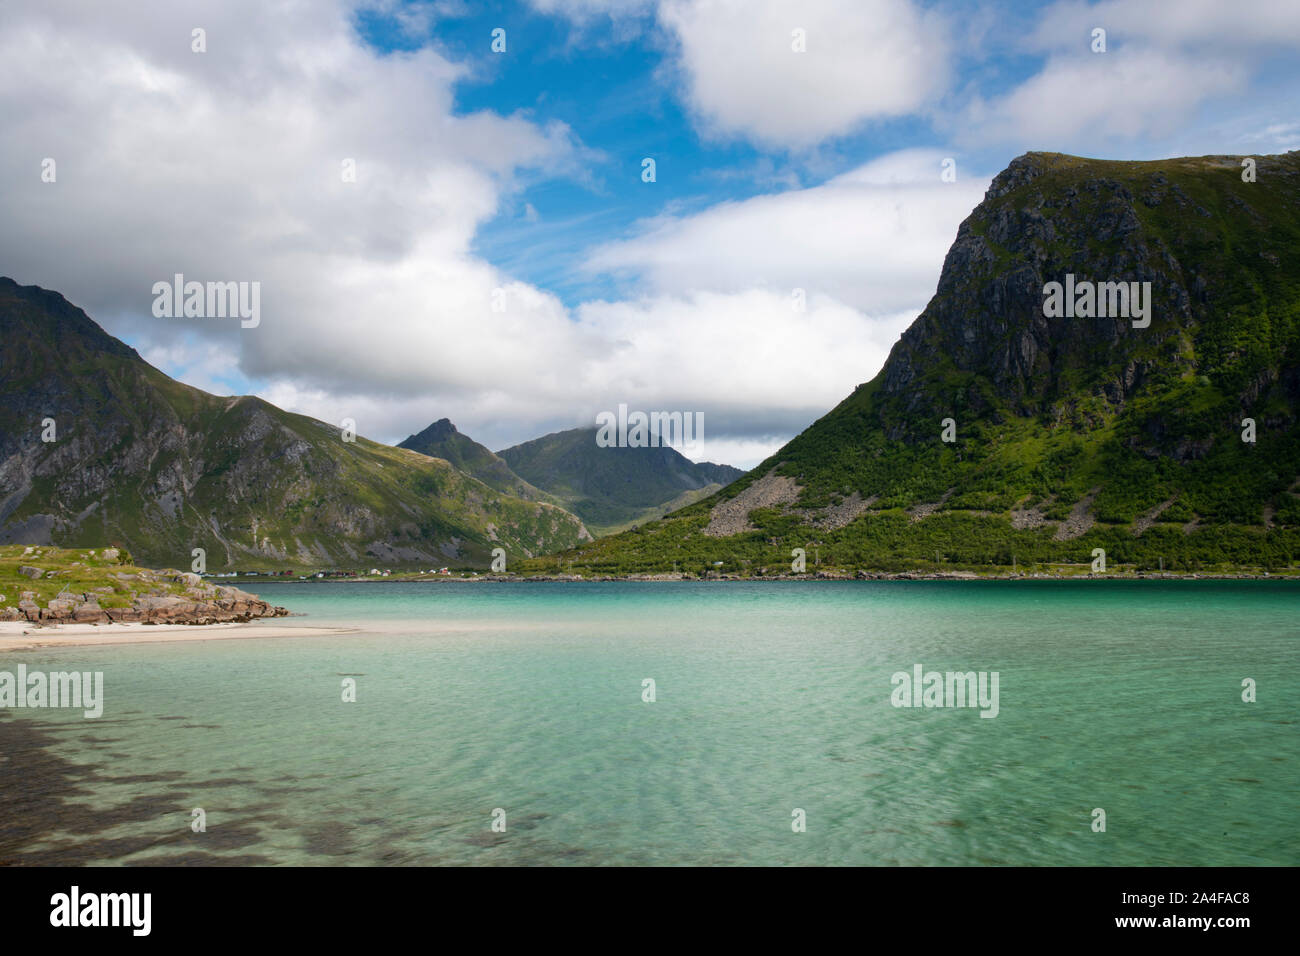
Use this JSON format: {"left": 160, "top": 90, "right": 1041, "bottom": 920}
{"left": 1, "top": 580, "right": 1296, "bottom": 866}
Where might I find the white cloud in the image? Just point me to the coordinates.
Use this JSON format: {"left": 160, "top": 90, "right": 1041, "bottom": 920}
{"left": 1243, "top": 123, "right": 1300, "bottom": 153}
{"left": 951, "top": 0, "right": 1300, "bottom": 152}
{"left": 531, "top": 0, "right": 949, "bottom": 148}
{"left": 657, "top": 0, "right": 949, "bottom": 149}
{"left": 571, "top": 290, "right": 919, "bottom": 466}
{"left": 585, "top": 148, "right": 988, "bottom": 313}
{"left": 137, "top": 338, "right": 245, "bottom": 399}
{"left": 1027, "top": 0, "right": 1300, "bottom": 53}
{"left": 955, "top": 48, "right": 1247, "bottom": 148}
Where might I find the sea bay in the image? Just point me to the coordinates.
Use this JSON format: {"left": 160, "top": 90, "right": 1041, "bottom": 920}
{"left": 1, "top": 580, "right": 1295, "bottom": 866}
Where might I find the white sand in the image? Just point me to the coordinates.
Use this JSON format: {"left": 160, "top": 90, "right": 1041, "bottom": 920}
{"left": 0, "top": 619, "right": 355, "bottom": 651}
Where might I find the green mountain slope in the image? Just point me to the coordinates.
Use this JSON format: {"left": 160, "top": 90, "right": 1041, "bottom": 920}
{"left": 398, "top": 418, "right": 553, "bottom": 502}
{"left": 0, "top": 278, "right": 590, "bottom": 569}
{"left": 536, "top": 151, "right": 1300, "bottom": 576}
{"left": 498, "top": 427, "right": 743, "bottom": 535}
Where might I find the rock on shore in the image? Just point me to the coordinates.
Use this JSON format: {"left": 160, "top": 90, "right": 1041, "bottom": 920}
{"left": 0, "top": 579, "right": 287, "bottom": 625}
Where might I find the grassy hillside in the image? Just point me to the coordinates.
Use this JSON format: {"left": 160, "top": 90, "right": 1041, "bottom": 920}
{"left": 0, "top": 544, "right": 173, "bottom": 610}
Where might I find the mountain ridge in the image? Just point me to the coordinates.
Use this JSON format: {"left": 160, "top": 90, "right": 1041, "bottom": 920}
{"left": 498, "top": 425, "right": 744, "bottom": 535}
{"left": 0, "top": 277, "right": 591, "bottom": 569}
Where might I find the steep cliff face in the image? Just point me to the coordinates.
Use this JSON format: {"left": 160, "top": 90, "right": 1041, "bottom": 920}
{"left": 0, "top": 278, "right": 590, "bottom": 568}
{"left": 877, "top": 152, "right": 1300, "bottom": 446}
{"left": 548, "top": 151, "right": 1300, "bottom": 574}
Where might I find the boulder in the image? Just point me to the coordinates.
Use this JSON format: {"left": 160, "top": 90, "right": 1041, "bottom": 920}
{"left": 45, "top": 598, "right": 78, "bottom": 620}
{"left": 73, "top": 603, "right": 108, "bottom": 623}
{"left": 134, "top": 595, "right": 197, "bottom": 622}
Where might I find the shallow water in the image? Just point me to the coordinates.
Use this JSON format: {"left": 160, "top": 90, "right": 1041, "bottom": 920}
{"left": 1, "top": 580, "right": 1296, "bottom": 865}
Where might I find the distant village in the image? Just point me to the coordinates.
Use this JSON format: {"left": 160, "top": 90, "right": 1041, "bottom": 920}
{"left": 204, "top": 567, "right": 462, "bottom": 580}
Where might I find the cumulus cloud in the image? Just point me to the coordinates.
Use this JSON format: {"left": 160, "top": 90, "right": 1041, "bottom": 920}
{"left": 951, "top": 0, "right": 1299, "bottom": 151}
{"left": 1027, "top": 0, "right": 1300, "bottom": 52}
{"left": 955, "top": 48, "right": 1247, "bottom": 148}
{"left": 531, "top": 0, "right": 950, "bottom": 149}
{"left": 585, "top": 149, "right": 988, "bottom": 313}
{"left": 657, "top": 0, "right": 949, "bottom": 149}
{"left": 574, "top": 290, "right": 917, "bottom": 425}
{"left": 0, "top": 0, "right": 578, "bottom": 348}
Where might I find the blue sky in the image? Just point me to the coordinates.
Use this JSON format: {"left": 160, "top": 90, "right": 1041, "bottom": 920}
{"left": 355, "top": 0, "right": 1029, "bottom": 307}
{"left": 5, "top": 0, "right": 1300, "bottom": 467}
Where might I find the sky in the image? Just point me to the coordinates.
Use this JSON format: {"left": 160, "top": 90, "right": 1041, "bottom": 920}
{"left": 3, "top": 0, "right": 1299, "bottom": 469}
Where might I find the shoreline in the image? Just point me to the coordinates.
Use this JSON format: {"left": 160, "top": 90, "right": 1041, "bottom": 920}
{"left": 251, "top": 570, "right": 1300, "bottom": 583}
{"left": 0, "top": 619, "right": 356, "bottom": 652}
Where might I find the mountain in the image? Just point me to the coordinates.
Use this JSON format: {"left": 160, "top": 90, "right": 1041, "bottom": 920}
{"left": 537, "top": 151, "right": 1300, "bottom": 575}
{"left": 498, "top": 427, "right": 744, "bottom": 535}
{"left": 0, "top": 278, "right": 590, "bottom": 569}
{"left": 398, "top": 418, "right": 551, "bottom": 502}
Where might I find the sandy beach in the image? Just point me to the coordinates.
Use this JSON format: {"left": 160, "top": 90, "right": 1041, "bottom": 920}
{"left": 0, "top": 619, "right": 355, "bottom": 651}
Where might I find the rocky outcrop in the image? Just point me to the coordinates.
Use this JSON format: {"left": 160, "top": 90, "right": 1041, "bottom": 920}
{"left": 0, "top": 581, "right": 287, "bottom": 625}
{"left": 703, "top": 470, "right": 802, "bottom": 537}
{"left": 878, "top": 152, "right": 1300, "bottom": 442}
